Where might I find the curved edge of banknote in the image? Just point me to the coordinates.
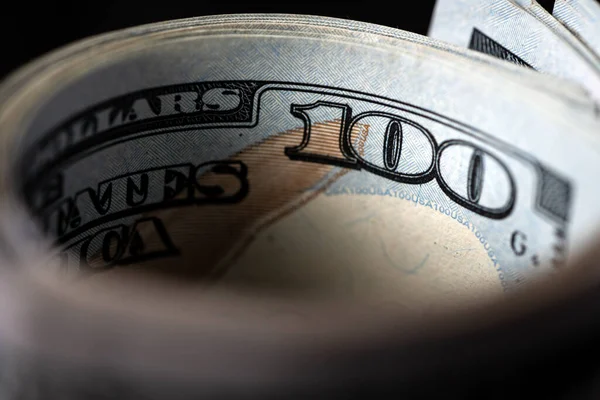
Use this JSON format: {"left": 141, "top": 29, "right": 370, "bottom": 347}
{"left": 553, "top": 0, "right": 600, "bottom": 56}
{"left": 515, "top": 0, "right": 600, "bottom": 65}
{"left": 0, "top": 13, "right": 596, "bottom": 114}
{"left": 429, "top": 0, "right": 600, "bottom": 106}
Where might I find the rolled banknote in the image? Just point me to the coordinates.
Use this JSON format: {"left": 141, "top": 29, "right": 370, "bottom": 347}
{"left": 1, "top": 13, "right": 600, "bottom": 398}
{"left": 429, "top": 0, "right": 600, "bottom": 101}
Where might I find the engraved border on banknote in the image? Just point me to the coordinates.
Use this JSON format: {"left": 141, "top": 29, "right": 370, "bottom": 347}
{"left": 50, "top": 161, "right": 249, "bottom": 245}
{"left": 20, "top": 81, "right": 572, "bottom": 263}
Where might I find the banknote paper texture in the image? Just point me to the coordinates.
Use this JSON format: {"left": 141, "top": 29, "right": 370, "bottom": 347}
{"left": 429, "top": 0, "right": 600, "bottom": 102}
{"left": 0, "top": 15, "right": 595, "bottom": 311}
{"left": 553, "top": 0, "right": 600, "bottom": 56}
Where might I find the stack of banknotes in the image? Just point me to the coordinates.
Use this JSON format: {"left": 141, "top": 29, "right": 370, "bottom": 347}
{"left": 1, "top": 1, "right": 600, "bottom": 398}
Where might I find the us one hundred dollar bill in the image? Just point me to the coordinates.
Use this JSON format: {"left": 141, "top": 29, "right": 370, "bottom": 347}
{"left": 1, "top": 12, "right": 600, "bottom": 399}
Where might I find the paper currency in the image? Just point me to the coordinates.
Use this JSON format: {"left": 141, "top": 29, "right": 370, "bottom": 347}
{"left": 2, "top": 12, "right": 600, "bottom": 399}
{"left": 429, "top": 0, "right": 600, "bottom": 101}
{"left": 553, "top": 0, "right": 600, "bottom": 55}
{"left": 0, "top": 14, "right": 598, "bottom": 310}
